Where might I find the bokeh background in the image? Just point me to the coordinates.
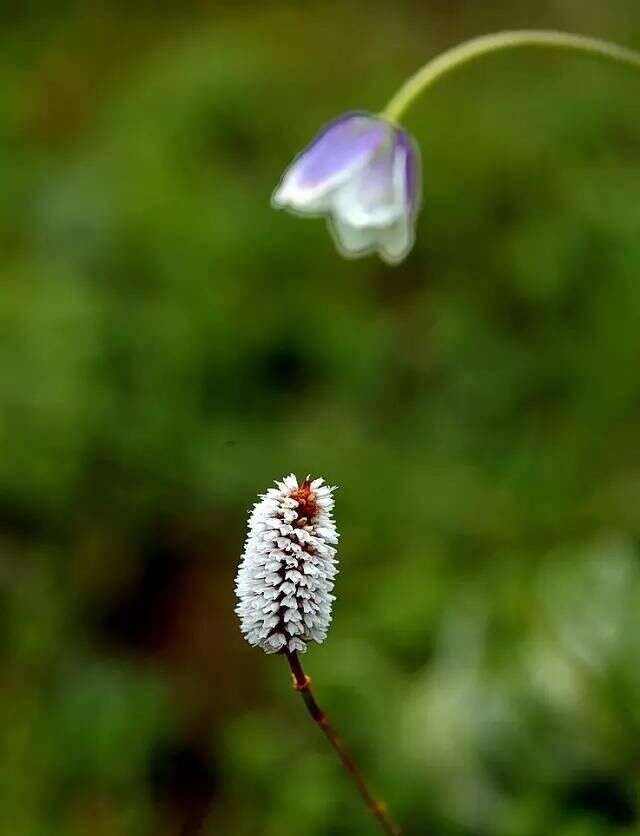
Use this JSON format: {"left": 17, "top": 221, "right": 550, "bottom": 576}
{"left": 3, "top": 2, "right": 640, "bottom": 834}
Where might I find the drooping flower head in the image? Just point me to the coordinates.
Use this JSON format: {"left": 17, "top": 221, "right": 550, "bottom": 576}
{"left": 272, "top": 112, "right": 421, "bottom": 265}
{"left": 235, "top": 474, "right": 339, "bottom": 655}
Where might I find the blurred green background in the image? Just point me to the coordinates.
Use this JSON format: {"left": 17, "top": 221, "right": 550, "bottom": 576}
{"left": 2, "top": 2, "right": 640, "bottom": 834}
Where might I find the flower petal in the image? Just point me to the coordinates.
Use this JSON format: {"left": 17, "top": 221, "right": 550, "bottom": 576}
{"left": 329, "top": 218, "right": 378, "bottom": 258}
{"left": 377, "top": 132, "right": 420, "bottom": 263}
{"left": 377, "top": 216, "right": 414, "bottom": 264}
{"left": 332, "top": 131, "right": 408, "bottom": 229}
{"left": 397, "top": 129, "right": 421, "bottom": 219}
{"left": 272, "top": 113, "right": 390, "bottom": 214}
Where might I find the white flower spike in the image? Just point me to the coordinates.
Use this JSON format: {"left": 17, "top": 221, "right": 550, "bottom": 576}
{"left": 235, "top": 474, "right": 339, "bottom": 655}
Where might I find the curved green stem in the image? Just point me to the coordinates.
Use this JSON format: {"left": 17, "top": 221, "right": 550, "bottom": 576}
{"left": 382, "top": 30, "right": 640, "bottom": 123}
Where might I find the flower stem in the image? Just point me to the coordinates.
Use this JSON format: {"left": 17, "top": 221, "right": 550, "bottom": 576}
{"left": 285, "top": 651, "right": 401, "bottom": 836}
{"left": 382, "top": 30, "right": 640, "bottom": 123}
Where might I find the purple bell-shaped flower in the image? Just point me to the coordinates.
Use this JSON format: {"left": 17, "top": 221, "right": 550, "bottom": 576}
{"left": 272, "top": 112, "right": 421, "bottom": 265}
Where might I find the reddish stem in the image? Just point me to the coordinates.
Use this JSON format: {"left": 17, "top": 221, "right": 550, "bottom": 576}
{"left": 285, "top": 651, "right": 402, "bottom": 836}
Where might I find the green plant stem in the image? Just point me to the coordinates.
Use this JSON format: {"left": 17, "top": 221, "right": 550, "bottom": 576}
{"left": 382, "top": 30, "right": 640, "bottom": 123}
{"left": 286, "top": 651, "right": 401, "bottom": 836}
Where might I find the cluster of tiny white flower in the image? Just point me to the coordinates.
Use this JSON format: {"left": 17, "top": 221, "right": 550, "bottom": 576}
{"left": 235, "top": 474, "right": 339, "bottom": 654}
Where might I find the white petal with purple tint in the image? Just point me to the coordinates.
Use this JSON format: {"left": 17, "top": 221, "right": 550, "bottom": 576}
{"left": 332, "top": 140, "right": 406, "bottom": 228}
{"left": 272, "top": 113, "right": 391, "bottom": 213}
{"left": 330, "top": 221, "right": 377, "bottom": 256}
{"left": 378, "top": 216, "right": 414, "bottom": 264}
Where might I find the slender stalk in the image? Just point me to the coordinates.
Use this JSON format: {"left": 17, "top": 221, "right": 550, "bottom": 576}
{"left": 382, "top": 30, "right": 640, "bottom": 123}
{"left": 285, "top": 651, "right": 401, "bottom": 836}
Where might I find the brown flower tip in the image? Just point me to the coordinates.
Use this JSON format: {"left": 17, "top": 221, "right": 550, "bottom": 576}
{"left": 290, "top": 477, "right": 318, "bottom": 526}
